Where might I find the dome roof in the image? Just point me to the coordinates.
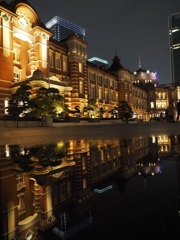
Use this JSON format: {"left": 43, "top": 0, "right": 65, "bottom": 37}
{"left": 134, "top": 68, "right": 158, "bottom": 80}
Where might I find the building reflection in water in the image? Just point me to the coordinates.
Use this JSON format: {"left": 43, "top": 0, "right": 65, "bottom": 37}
{"left": 0, "top": 134, "right": 180, "bottom": 240}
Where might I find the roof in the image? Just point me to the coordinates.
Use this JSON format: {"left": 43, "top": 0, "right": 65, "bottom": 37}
{"left": 134, "top": 68, "right": 158, "bottom": 79}
{"left": 108, "top": 55, "right": 124, "bottom": 72}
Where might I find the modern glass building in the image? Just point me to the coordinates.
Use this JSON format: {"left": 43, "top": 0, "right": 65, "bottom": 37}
{"left": 88, "top": 57, "right": 109, "bottom": 68}
{"left": 46, "top": 16, "right": 85, "bottom": 41}
{"left": 168, "top": 12, "right": 180, "bottom": 84}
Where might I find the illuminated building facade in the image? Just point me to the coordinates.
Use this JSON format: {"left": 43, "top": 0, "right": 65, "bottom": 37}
{"left": 0, "top": 0, "right": 88, "bottom": 117}
{"left": 146, "top": 83, "right": 178, "bottom": 119}
{"left": 0, "top": 0, "right": 180, "bottom": 123}
{"left": 169, "top": 12, "right": 180, "bottom": 83}
{"left": 108, "top": 55, "right": 148, "bottom": 120}
{"left": 45, "top": 16, "right": 86, "bottom": 41}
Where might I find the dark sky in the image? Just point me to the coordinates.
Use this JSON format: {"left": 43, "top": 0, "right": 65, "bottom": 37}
{"left": 28, "top": 0, "right": 180, "bottom": 84}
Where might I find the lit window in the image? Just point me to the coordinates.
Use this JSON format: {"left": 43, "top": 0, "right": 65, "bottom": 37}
{"left": 17, "top": 174, "right": 24, "bottom": 185}
{"left": 91, "top": 86, "right": 95, "bottom": 99}
{"left": 150, "top": 101, "right": 154, "bottom": 108}
{"left": 4, "top": 99, "right": 9, "bottom": 115}
{"left": 63, "top": 57, "right": 68, "bottom": 72}
{"left": 55, "top": 54, "right": 61, "bottom": 69}
{"left": 79, "top": 80, "right": 84, "bottom": 94}
{"left": 82, "top": 156, "right": 87, "bottom": 170}
{"left": 104, "top": 78, "right": 108, "bottom": 85}
{"left": 79, "top": 62, "right": 83, "bottom": 72}
{"left": 105, "top": 91, "right": 108, "bottom": 101}
{"left": 101, "top": 149, "right": 104, "bottom": 161}
{"left": 5, "top": 145, "right": 10, "bottom": 157}
{"left": 83, "top": 178, "right": 87, "bottom": 189}
{"left": 116, "top": 93, "right": 118, "bottom": 101}
{"left": 49, "top": 52, "right": 54, "bottom": 67}
{"left": 13, "top": 47, "right": 20, "bottom": 62}
{"left": 99, "top": 76, "right": 102, "bottom": 84}
{"left": 99, "top": 88, "right": 102, "bottom": 100}
{"left": 13, "top": 66, "right": 21, "bottom": 82}
{"left": 17, "top": 193, "right": 25, "bottom": 211}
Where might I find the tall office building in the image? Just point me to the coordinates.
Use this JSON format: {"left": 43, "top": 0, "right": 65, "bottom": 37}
{"left": 168, "top": 12, "right": 180, "bottom": 83}
{"left": 46, "top": 16, "right": 85, "bottom": 41}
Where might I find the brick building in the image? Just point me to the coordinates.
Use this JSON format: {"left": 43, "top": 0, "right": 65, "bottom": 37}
{"left": 0, "top": 0, "right": 180, "bottom": 123}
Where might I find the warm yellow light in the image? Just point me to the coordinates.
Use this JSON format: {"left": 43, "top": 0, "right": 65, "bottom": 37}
{"left": 13, "top": 33, "right": 32, "bottom": 43}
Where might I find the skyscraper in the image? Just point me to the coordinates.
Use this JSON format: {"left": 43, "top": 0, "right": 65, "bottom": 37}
{"left": 45, "top": 16, "right": 85, "bottom": 41}
{"left": 168, "top": 12, "right": 180, "bottom": 84}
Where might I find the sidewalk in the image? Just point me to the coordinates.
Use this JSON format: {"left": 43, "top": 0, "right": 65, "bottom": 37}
{"left": 53, "top": 119, "right": 138, "bottom": 127}
{"left": 0, "top": 119, "right": 138, "bottom": 128}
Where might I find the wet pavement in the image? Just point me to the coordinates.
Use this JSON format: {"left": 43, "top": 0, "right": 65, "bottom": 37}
{"left": 1, "top": 120, "right": 180, "bottom": 240}
{"left": 1, "top": 121, "right": 180, "bottom": 146}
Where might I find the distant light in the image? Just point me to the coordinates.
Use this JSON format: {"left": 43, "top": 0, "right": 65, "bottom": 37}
{"left": 172, "top": 28, "right": 179, "bottom": 33}
{"left": 173, "top": 46, "right": 180, "bottom": 49}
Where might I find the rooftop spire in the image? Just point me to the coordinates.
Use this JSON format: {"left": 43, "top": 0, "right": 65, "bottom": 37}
{"left": 115, "top": 47, "right": 117, "bottom": 56}
{"left": 139, "top": 56, "right": 141, "bottom": 68}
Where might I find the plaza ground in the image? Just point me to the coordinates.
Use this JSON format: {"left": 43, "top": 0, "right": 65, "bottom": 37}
{"left": 0, "top": 120, "right": 180, "bottom": 147}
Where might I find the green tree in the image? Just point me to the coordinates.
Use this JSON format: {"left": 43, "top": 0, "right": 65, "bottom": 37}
{"left": 28, "top": 87, "right": 66, "bottom": 120}
{"left": 83, "top": 99, "right": 98, "bottom": 118}
{"left": 6, "top": 84, "right": 32, "bottom": 128}
{"left": 118, "top": 100, "right": 133, "bottom": 120}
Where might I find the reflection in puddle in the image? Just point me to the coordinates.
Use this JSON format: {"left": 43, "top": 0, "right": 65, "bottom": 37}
{"left": 1, "top": 133, "right": 180, "bottom": 239}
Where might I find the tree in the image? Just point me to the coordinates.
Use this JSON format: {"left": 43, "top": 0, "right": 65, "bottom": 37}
{"left": 67, "top": 106, "right": 81, "bottom": 117}
{"left": 83, "top": 99, "right": 98, "bottom": 118}
{"left": 9, "top": 144, "right": 34, "bottom": 171}
{"left": 29, "top": 143, "right": 65, "bottom": 167}
{"left": 118, "top": 100, "right": 133, "bottom": 120}
{"left": 28, "top": 87, "right": 66, "bottom": 120}
{"left": 6, "top": 84, "right": 32, "bottom": 128}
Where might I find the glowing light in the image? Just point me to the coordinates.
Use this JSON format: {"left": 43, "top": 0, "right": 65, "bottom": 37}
{"left": 172, "top": 28, "right": 179, "bottom": 33}
{"left": 88, "top": 57, "right": 108, "bottom": 64}
{"left": 13, "top": 33, "right": 32, "bottom": 43}
{"left": 45, "top": 16, "right": 85, "bottom": 37}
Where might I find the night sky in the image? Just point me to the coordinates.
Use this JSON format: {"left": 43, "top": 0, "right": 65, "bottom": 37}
{"left": 28, "top": 0, "right": 180, "bottom": 84}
